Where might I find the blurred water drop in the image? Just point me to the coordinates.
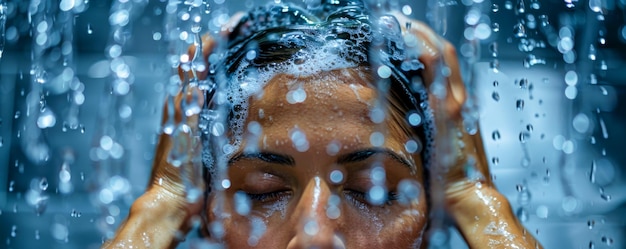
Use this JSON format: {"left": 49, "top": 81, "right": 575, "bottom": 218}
{"left": 491, "top": 130, "right": 501, "bottom": 141}
{"left": 530, "top": 0, "right": 540, "bottom": 9}
{"left": 87, "top": 23, "right": 93, "bottom": 34}
{"left": 505, "top": 0, "right": 513, "bottom": 9}
{"left": 492, "top": 157, "right": 499, "bottom": 165}
{"left": 601, "top": 236, "right": 614, "bottom": 245}
{"left": 491, "top": 91, "right": 500, "bottom": 101}
{"left": 492, "top": 22, "right": 500, "bottom": 32}
{"left": 489, "top": 42, "right": 498, "bottom": 57}
{"left": 397, "top": 179, "right": 420, "bottom": 205}
{"left": 516, "top": 99, "right": 525, "bottom": 111}
{"left": 489, "top": 59, "right": 499, "bottom": 72}
{"left": 515, "top": 0, "right": 526, "bottom": 14}
{"left": 588, "top": 219, "right": 595, "bottom": 229}
{"left": 526, "top": 124, "right": 533, "bottom": 132}
{"left": 518, "top": 78, "right": 529, "bottom": 89}
{"left": 589, "top": 241, "right": 595, "bottom": 249}
{"left": 233, "top": 191, "right": 251, "bottom": 216}
{"left": 493, "top": 80, "right": 499, "bottom": 87}
{"left": 39, "top": 178, "right": 49, "bottom": 191}
{"left": 516, "top": 207, "right": 529, "bottom": 222}
{"left": 598, "top": 117, "right": 608, "bottom": 139}
{"left": 37, "top": 108, "right": 57, "bottom": 128}
{"left": 11, "top": 225, "right": 16, "bottom": 237}
{"left": 523, "top": 54, "right": 546, "bottom": 68}
{"left": 536, "top": 205, "right": 548, "bottom": 219}
{"left": 519, "top": 131, "right": 530, "bottom": 143}
{"left": 492, "top": 3, "right": 499, "bottom": 12}
{"left": 513, "top": 22, "right": 526, "bottom": 37}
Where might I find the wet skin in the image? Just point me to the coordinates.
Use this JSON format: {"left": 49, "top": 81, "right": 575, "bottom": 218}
{"left": 210, "top": 68, "right": 429, "bottom": 248}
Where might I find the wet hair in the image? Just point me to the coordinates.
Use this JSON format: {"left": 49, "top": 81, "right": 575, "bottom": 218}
{"left": 200, "top": 0, "right": 434, "bottom": 189}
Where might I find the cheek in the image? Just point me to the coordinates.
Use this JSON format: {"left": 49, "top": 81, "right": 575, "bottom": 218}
{"left": 376, "top": 194, "right": 429, "bottom": 247}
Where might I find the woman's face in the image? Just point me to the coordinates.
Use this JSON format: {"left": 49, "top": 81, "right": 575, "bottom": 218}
{"left": 207, "top": 68, "right": 428, "bottom": 248}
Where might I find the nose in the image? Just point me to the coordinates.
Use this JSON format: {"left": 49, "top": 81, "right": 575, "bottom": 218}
{"left": 287, "top": 176, "right": 345, "bottom": 249}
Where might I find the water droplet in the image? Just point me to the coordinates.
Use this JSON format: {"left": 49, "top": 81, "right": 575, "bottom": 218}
{"left": 491, "top": 4, "right": 499, "bottom": 12}
{"left": 530, "top": 0, "right": 540, "bottom": 9}
{"left": 492, "top": 22, "right": 500, "bottom": 32}
{"left": 492, "top": 157, "right": 499, "bottom": 165}
{"left": 516, "top": 207, "right": 529, "bottom": 221}
{"left": 87, "top": 23, "right": 93, "bottom": 34}
{"left": 536, "top": 205, "right": 549, "bottom": 219}
{"left": 505, "top": 0, "right": 514, "bottom": 9}
{"left": 491, "top": 91, "right": 500, "bottom": 101}
{"left": 514, "top": 22, "right": 526, "bottom": 38}
{"left": 39, "top": 178, "right": 49, "bottom": 191}
{"left": 493, "top": 80, "right": 499, "bottom": 87}
{"left": 234, "top": 191, "right": 251, "bottom": 216}
{"left": 516, "top": 0, "right": 526, "bottom": 14}
{"left": 491, "top": 130, "right": 501, "bottom": 141}
{"left": 516, "top": 99, "right": 525, "bottom": 111}
{"left": 489, "top": 59, "right": 499, "bottom": 71}
{"left": 601, "top": 236, "right": 614, "bottom": 245}
{"left": 519, "top": 131, "right": 530, "bottom": 143}
{"left": 587, "top": 219, "right": 595, "bottom": 229}
{"left": 489, "top": 42, "right": 498, "bottom": 57}
{"left": 397, "top": 179, "right": 421, "bottom": 205}
{"left": 329, "top": 170, "right": 344, "bottom": 184}
{"left": 523, "top": 54, "right": 546, "bottom": 68}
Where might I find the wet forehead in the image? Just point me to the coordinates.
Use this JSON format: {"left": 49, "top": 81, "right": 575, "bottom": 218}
{"left": 249, "top": 70, "right": 376, "bottom": 135}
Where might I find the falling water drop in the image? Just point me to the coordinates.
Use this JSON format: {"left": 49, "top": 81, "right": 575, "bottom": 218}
{"left": 516, "top": 99, "right": 525, "bottom": 111}
{"left": 87, "top": 23, "right": 93, "bottom": 34}
{"left": 492, "top": 4, "right": 499, "bottom": 12}
{"left": 492, "top": 130, "right": 501, "bottom": 141}
{"left": 518, "top": 78, "right": 529, "bottom": 89}
{"left": 516, "top": 207, "right": 529, "bottom": 222}
{"left": 516, "top": 0, "right": 526, "bottom": 14}
{"left": 39, "top": 178, "right": 49, "bottom": 191}
{"left": 489, "top": 42, "right": 498, "bottom": 57}
{"left": 489, "top": 59, "right": 499, "bottom": 71}
{"left": 513, "top": 22, "right": 526, "bottom": 38}
{"left": 530, "top": 0, "right": 540, "bottom": 9}
{"left": 491, "top": 91, "right": 500, "bottom": 101}
{"left": 587, "top": 219, "right": 595, "bottom": 229}
{"left": 601, "top": 236, "right": 614, "bottom": 245}
{"left": 492, "top": 22, "right": 500, "bottom": 32}
{"left": 519, "top": 131, "right": 530, "bottom": 143}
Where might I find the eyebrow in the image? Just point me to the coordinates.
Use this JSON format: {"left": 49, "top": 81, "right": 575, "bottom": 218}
{"left": 337, "top": 148, "right": 415, "bottom": 170}
{"left": 229, "top": 148, "right": 414, "bottom": 170}
{"left": 229, "top": 151, "right": 295, "bottom": 166}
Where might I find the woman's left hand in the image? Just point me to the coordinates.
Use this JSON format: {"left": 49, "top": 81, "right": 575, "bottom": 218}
{"left": 392, "top": 13, "right": 543, "bottom": 249}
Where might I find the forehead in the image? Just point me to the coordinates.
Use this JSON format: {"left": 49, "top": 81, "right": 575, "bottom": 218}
{"left": 248, "top": 69, "right": 375, "bottom": 134}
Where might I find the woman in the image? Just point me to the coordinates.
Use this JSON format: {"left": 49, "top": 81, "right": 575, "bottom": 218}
{"left": 105, "top": 1, "right": 543, "bottom": 248}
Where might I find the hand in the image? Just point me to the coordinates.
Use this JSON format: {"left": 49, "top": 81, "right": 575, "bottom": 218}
{"left": 392, "top": 13, "right": 543, "bottom": 249}
{"left": 103, "top": 37, "right": 212, "bottom": 249}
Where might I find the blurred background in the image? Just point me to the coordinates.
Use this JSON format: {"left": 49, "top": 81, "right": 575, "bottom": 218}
{"left": 0, "top": 0, "right": 625, "bottom": 248}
